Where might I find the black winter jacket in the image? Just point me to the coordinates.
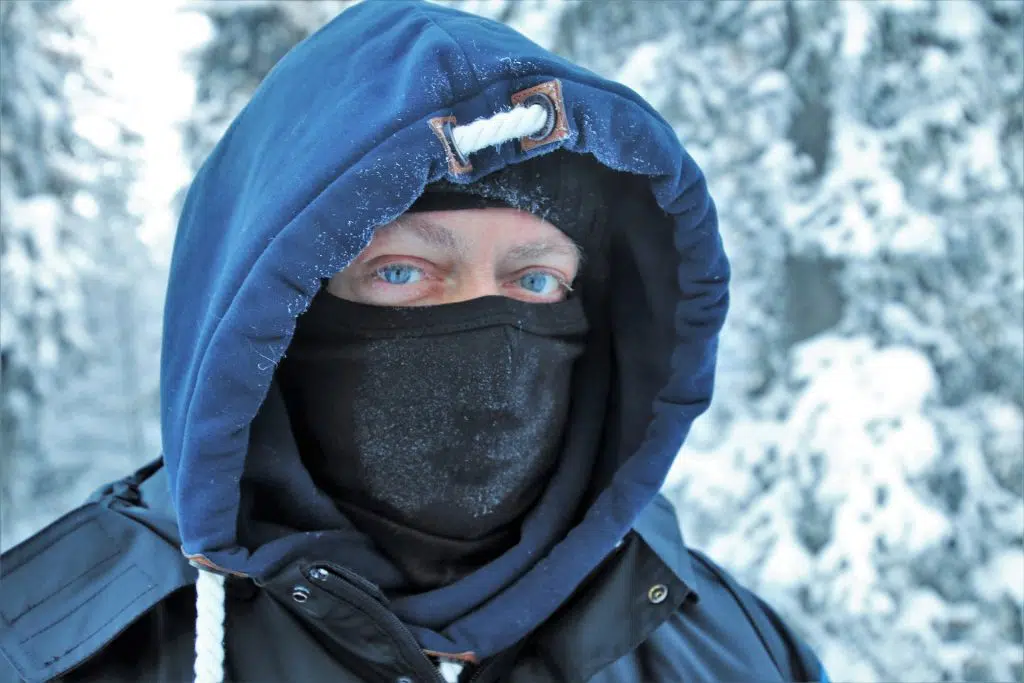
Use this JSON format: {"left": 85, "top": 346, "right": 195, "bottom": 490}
{"left": 0, "top": 463, "right": 826, "bottom": 683}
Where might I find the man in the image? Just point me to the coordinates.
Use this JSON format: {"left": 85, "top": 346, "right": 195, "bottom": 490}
{"left": 0, "top": 2, "right": 829, "bottom": 682}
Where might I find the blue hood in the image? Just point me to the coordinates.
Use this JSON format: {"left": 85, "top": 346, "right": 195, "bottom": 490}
{"left": 162, "top": 0, "right": 728, "bottom": 659}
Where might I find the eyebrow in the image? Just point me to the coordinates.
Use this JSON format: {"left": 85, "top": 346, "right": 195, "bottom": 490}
{"left": 504, "top": 241, "right": 582, "bottom": 263}
{"left": 395, "top": 213, "right": 582, "bottom": 263}
{"left": 394, "top": 214, "right": 462, "bottom": 252}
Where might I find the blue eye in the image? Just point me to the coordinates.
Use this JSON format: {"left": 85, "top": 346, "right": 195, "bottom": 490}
{"left": 518, "top": 272, "right": 561, "bottom": 295}
{"left": 376, "top": 264, "right": 423, "bottom": 285}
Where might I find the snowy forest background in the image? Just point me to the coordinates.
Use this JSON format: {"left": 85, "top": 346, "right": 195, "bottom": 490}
{"left": 1, "top": 1, "right": 1021, "bottom": 680}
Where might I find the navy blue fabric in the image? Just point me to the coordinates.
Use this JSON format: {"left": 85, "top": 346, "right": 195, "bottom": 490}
{"left": 0, "top": 499, "right": 196, "bottom": 683}
{"left": 162, "top": 0, "right": 728, "bottom": 659}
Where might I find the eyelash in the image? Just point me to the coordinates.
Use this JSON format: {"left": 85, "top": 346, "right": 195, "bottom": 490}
{"left": 368, "top": 262, "right": 572, "bottom": 294}
{"left": 368, "top": 261, "right": 432, "bottom": 287}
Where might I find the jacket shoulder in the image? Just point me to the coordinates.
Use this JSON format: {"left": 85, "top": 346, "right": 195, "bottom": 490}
{"left": 686, "top": 548, "right": 828, "bottom": 683}
{"left": 0, "top": 467, "right": 195, "bottom": 683}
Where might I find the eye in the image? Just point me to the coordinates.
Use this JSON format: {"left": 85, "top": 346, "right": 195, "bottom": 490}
{"left": 517, "top": 271, "right": 563, "bottom": 296}
{"left": 375, "top": 264, "right": 423, "bottom": 286}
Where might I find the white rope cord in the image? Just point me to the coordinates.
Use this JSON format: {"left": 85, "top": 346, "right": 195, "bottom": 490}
{"left": 438, "top": 660, "right": 465, "bottom": 682}
{"left": 451, "top": 103, "right": 548, "bottom": 158}
{"left": 194, "top": 569, "right": 227, "bottom": 683}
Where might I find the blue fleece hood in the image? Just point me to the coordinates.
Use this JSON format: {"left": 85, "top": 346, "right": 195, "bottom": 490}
{"left": 162, "top": 0, "right": 728, "bottom": 659}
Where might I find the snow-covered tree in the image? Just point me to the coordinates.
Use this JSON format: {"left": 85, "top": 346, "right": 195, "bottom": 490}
{"left": 0, "top": 0, "right": 152, "bottom": 547}
{"left": 182, "top": 0, "right": 350, "bottom": 171}
{"left": 1, "top": 0, "right": 93, "bottom": 533}
{"left": 645, "top": 2, "right": 1021, "bottom": 680}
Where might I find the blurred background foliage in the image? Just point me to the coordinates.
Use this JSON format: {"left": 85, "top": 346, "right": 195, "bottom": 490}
{"left": 1, "top": 1, "right": 1021, "bottom": 680}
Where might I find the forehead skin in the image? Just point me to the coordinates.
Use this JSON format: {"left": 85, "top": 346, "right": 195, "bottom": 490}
{"left": 355, "top": 209, "right": 580, "bottom": 265}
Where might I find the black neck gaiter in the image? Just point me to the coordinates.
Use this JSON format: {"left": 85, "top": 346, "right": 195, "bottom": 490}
{"left": 277, "top": 290, "right": 588, "bottom": 590}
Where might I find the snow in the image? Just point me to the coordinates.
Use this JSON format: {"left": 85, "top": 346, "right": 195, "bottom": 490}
{"left": 841, "top": 2, "right": 874, "bottom": 60}
{"left": 2, "top": 0, "right": 186, "bottom": 547}
{"left": 749, "top": 70, "right": 790, "bottom": 98}
{"left": 889, "top": 213, "right": 944, "bottom": 256}
{"left": 983, "top": 550, "right": 1024, "bottom": 604}
{"left": 75, "top": 1, "right": 201, "bottom": 253}
{"left": 615, "top": 41, "right": 665, "bottom": 99}
{"left": 934, "top": 0, "right": 986, "bottom": 41}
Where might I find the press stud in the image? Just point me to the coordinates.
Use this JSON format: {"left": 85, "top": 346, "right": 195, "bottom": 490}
{"left": 648, "top": 584, "right": 669, "bottom": 604}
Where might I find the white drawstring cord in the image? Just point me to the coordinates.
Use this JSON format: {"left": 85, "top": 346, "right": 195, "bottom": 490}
{"left": 438, "top": 659, "right": 465, "bottom": 682}
{"left": 451, "top": 103, "right": 548, "bottom": 158}
{"left": 194, "top": 569, "right": 226, "bottom": 683}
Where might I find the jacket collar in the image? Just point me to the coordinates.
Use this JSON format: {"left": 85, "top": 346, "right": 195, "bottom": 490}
{"left": 510, "top": 498, "right": 698, "bottom": 682}
{"left": 128, "top": 462, "right": 702, "bottom": 683}
{"left": 631, "top": 494, "right": 702, "bottom": 601}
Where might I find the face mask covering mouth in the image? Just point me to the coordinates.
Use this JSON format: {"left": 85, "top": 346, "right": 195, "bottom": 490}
{"left": 277, "top": 290, "right": 588, "bottom": 586}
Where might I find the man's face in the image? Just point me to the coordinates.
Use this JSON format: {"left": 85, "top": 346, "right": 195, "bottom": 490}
{"left": 327, "top": 207, "right": 581, "bottom": 306}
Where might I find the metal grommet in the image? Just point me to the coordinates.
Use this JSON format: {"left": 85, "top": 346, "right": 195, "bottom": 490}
{"left": 521, "top": 92, "right": 556, "bottom": 141}
{"left": 291, "top": 585, "right": 311, "bottom": 603}
{"left": 647, "top": 584, "right": 669, "bottom": 605}
{"left": 308, "top": 567, "right": 329, "bottom": 582}
{"left": 395, "top": 677, "right": 415, "bottom": 683}
{"left": 441, "top": 120, "right": 470, "bottom": 167}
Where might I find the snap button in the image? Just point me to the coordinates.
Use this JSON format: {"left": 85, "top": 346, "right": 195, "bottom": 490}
{"left": 647, "top": 584, "right": 669, "bottom": 604}
{"left": 291, "top": 585, "right": 311, "bottom": 603}
{"left": 308, "top": 567, "right": 329, "bottom": 582}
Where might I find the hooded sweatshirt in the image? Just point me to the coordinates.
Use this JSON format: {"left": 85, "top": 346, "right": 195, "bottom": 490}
{"left": 162, "top": 0, "right": 728, "bottom": 664}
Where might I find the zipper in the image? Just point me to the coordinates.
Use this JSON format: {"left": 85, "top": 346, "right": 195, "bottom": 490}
{"left": 313, "top": 565, "right": 447, "bottom": 683}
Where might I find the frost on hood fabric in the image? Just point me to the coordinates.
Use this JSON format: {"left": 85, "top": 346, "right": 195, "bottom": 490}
{"left": 162, "top": 0, "right": 728, "bottom": 660}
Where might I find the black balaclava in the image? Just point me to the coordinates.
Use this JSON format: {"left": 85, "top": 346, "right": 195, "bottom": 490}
{"left": 277, "top": 152, "right": 610, "bottom": 590}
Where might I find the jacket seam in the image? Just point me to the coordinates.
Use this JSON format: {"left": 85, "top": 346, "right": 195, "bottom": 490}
{"left": 1, "top": 511, "right": 118, "bottom": 625}
{"left": 18, "top": 562, "right": 151, "bottom": 645}
{"left": 415, "top": 7, "right": 482, "bottom": 103}
{"left": 8, "top": 567, "right": 153, "bottom": 680}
